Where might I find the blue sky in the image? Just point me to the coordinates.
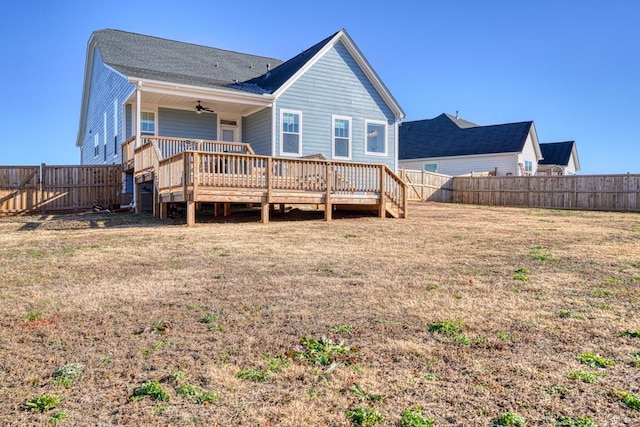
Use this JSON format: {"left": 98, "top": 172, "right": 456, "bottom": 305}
{"left": 1, "top": 1, "right": 638, "bottom": 174}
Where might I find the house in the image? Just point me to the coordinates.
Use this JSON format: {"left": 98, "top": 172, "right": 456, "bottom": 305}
{"left": 75, "top": 28, "right": 407, "bottom": 223}
{"left": 398, "top": 113, "right": 543, "bottom": 176}
{"left": 76, "top": 28, "right": 404, "bottom": 168}
{"left": 537, "top": 141, "right": 580, "bottom": 175}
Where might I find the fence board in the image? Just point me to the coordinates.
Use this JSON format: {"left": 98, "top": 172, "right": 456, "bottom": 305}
{"left": 400, "top": 169, "right": 453, "bottom": 202}
{"left": 452, "top": 174, "right": 640, "bottom": 212}
{"left": 0, "top": 164, "right": 122, "bottom": 215}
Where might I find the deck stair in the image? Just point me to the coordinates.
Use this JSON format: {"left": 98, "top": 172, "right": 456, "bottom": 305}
{"left": 122, "top": 136, "right": 406, "bottom": 225}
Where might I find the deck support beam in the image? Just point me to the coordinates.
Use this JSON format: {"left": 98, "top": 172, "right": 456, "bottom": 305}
{"left": 261, "top": 202, "right": 269, "bottom": 223}
{"left": 187, "top": 201, "right": 196, "bottom": 226}
{"left": 159, "top": 202, "right": 167, "bottom": 219}
{"left": 224, "top": 203, "right": 231, "bottom": 216}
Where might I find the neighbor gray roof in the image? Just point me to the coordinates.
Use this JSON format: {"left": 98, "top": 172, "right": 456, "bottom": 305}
{"left": 92, "top": 29, "right": 284, "bottom": 90}
{"left": 538, "top": 141, "right": 575, "bottom": 166}
{"left": 399, "top": 113, "right": 535, "bottom": 159}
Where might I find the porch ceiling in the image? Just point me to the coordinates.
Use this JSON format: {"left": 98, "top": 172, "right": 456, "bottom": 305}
{"left": 127, "top": 91, "right": 272, "bottom": 117}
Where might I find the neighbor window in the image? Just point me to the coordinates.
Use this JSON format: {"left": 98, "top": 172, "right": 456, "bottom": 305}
{"left": 113, "top": 99, "right": 118, "bottom": 155}
{"left": 365, "top": 120, "right": 387, "bottom": 155}
{"left": 94, "top": 133, "right": 99, "bottom": 157}
{"left": 141, "top": 111, "right": 155, "bottom": 136}
{"left": 281, "top": 110, "right": 301, "bottom": 155}
{"left": 423, "top": 163, "right": 438, "bottom": 173}
{"left": 524, "top": 160, "right": 533, "bottom": 175}
{"left": 332, "top": 116, "right": 351, "bottom": 159}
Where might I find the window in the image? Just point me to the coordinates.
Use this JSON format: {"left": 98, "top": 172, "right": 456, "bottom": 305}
{"left": 524, "top": 160, "right": 533, "bottom": 175}
{"left": 423, "top": 163, "right": 438, "bottom": 173}
{"left": 103, "top": 112, "right": 107, "bottom": 162}
{"left": 365, "top": 120, "right": 387, "bottom": 155}
{"left": 94, "top": 133, "right": 99, "bottom": 157}
{"left": 281, "top": 110, "right": 301, "bottom": 155}
{"left": 113, "top": 100, "right": 118, "bottom": 155}
{"left": 141, "top": 111, "right": 155, "bottom": 136}
{"left": 332, "top": 116, "right": 351, "bottom": 159}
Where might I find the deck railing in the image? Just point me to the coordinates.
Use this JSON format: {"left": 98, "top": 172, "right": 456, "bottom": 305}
{"left": 157, "top": 151, "right": 407, "bottom": 216}
{"left": 122, "top": 136, "right": 136, "bottom": 171}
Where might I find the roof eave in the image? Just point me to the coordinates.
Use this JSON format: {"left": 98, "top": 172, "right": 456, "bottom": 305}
{"left": 75, "top": 33, "right": 98, "bottom": 148}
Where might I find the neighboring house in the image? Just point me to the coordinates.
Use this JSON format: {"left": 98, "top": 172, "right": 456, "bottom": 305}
{"left": 76, "top": 28, "right": 405, "bottom": 170}
{"left": 398, "top": 113, "right": 543, "bottom": 176}
{"left": 537, "top": 141, "right": 580, "bottom": 175}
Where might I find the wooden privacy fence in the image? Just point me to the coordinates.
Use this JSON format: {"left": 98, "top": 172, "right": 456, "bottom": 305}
{"left": 453, "top": 174, "right": 640, "bottom": 212}
{"left": 399, "top": 169, "right": 454, "bottom": 202}
{"left": 0, "top": 164, "right": 122, "bottom": 215}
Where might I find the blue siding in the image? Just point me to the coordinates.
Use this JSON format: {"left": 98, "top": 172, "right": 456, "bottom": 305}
{"left": 243, "top": 108, "right": 272, "bottom": 156}
{"left": 81, "top": 47, "right": 134, "bottom": 165}
{"left": 275, "top": 41, "right": 397, "bottom": 169}
{"left": 158, "top": 108, "right": 217, "bottom": 139}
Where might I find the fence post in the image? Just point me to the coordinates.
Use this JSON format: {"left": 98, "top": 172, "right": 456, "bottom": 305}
{"left": 40, "top": 163, "right": 46, "bottom": 214}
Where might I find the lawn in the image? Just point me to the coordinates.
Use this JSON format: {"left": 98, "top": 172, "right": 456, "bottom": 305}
{"left": 0, "top": 203, "right": 639, "bottom": 426}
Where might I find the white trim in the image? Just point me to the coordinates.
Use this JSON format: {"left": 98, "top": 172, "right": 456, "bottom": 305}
{"left": 394, "top": 121, "right": 399, "bottom": 172}
{"left": 218, "top": 114, "right": 241, "bottom": 142}
{"left": 331, "top": 115, "right": 352, "bottom": 160}
{"left": 271, "top": 103, "right": 277, "bottom": 156}
{"left": 113, "top": 99, "right": 119, "bottom": 157}
{"left": 103, "top": 112, "right": 108, "bottom": 162}
{"left": 94, "top": 133, "right": 99, "bottom": 157}
{"left": 400, "top": 151, "right": 521, "bottom": 163}
{"left": 364, "top": 119, "right": 388, "bottom": 156}
{"left": 279, "top": 109, "right": 302, "bottom": 157}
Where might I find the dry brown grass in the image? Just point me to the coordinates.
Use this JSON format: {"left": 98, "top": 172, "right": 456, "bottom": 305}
{"left": 0, "top": 203, "right": 639, "bottom": 426}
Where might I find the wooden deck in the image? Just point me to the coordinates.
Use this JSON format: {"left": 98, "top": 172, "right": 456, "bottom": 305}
{"left": 123, "top": 136, "right": 407, "bottom": 225}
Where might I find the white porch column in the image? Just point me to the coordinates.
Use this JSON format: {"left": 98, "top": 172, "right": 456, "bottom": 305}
{"left": 132, "top": 82, "right": 142, "bottom": 211}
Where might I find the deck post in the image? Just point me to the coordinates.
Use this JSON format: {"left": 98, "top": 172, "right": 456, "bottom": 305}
{"left": 379, "top": 164, "right": 386, "bottom": 218}
{"left": 159, "top": 201, "right": 167, "bottom": 219}
{"left": 224, "top": 203, "right": 231, "bottom": 217}
{"left": 187, "top": 200, "right": 196, "bottom": 226}
{"left": 262, "top": 157, "right": 272, "bottom": 224}
{"left": 325, "top": 163, "right": 332, "bottom": 222}
{"left": 134, "top": 181, "right": 141, "bottom": 213}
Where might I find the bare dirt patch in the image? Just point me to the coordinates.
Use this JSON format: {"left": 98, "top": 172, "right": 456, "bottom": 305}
{"left": 0, "top": 203, "right": 639, "bottom": 426}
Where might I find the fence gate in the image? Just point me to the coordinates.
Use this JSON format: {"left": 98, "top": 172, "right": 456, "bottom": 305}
{"left": 0, "top": 166, "right": 40, "bottom": 214}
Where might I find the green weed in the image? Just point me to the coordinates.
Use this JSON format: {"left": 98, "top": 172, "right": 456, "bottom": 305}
{"left": 346, "top": 406, "right": 384, "bottom": 426}
{"left": 331, "top": 324, "right": 355, "bottom": 335}
{"left": 289, "top": 336, "right": 359, "bottom": 367}
{"left": 131, "top": 380, "right": 170, "bottom": 401}
{"left": 513, "top": 268, "right": 530, "bottom": 281}
{"left": 151, "top": 320, "right": 174, "bottom": 335}
{"left": 48, "top": 410, "right": 68, "bottom": 424}
{"left": 578, "top": 352, "right": 615, "bottom": 368}
{"left": 195, "top": 392, "right": 220, "bottom": 404}
{"left": 266, "top": 355, "right": 292, "bottom": 373}
{"left": 631, "top": 351, "right": 640, "bottom": 368}
{"left": 53, "top": 363, "right": 84, "bottom": 388}
{"left": 529, "top": 245, "right": 557, "bottom": 262}
{"left": 497, "top": 331, "right": 512, "bottom": 342}
{"left": 546, "top": 385, "right": 572, "bottom": 396}
{"left": 344, "top": 233, "right": 357, "bottom": 238}
{"left": 555, "top": 416, "right": 599, "bottom": 427}
{"left": 424, "top": 284, "right": 440, "bottom": 291}
{"left": 26, "top": 310, "right": 42, "bottom": 321}
{"left": 493, "top": 411, "right": 526, "bottom": 426}
{"left": 567, "top": 369, "right": 600, "bottom": 384}
{"left": 25, "top": 394, "right": 62, "bottom": 413}
{"left": 350, "top": 383, "right": 384, "bottom": 403}
{"left": 427, "top": 319, "right": 474, "bottom": 346}
{"left": 400, "top": 405, "right": 434, "bottom": 427}
{"left": 622, "top": 330, "right": 640, "bottom": 339}
{"left": 170, "top": 369, "right": 186, "bottom": 381}
{"left": 236, "top": 368, "right": 270, "bottom": 382}
{"left": 611, "top": 389, "right": 640, "bottom": 409}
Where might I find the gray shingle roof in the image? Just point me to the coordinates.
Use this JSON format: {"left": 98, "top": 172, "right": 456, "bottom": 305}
{"left": 399, "top": 113, "right": 534, "bottom": 160}
{"left": 538, "top": 141, "right": 575, "bottom": 166}
{"left": 92, "top": 29, "right": 284, "bottom": 89}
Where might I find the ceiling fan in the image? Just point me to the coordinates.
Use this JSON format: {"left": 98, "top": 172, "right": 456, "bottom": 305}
{"left": 195, "top": 100, "right": 214, "bottom": 114}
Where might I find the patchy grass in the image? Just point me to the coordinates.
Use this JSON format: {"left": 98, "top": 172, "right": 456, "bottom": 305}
{"left": 1, "top": 204, "right": 640, "bottom": 425}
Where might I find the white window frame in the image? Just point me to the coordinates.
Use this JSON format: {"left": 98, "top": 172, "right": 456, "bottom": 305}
{"left": 423, "top": 163, "right": 438, "bottom": 173}
{"left": 524, "top": 160, "right": 533, "bottom": 176}
{"left": 140, "top": 111, "right": 156, "bottom": 136}
{"left": 103, "top": 112, "right": 108, "bottom": 162}
{"left": 94, "top": 133, "right": 99, "bottom": 157}
{"left": 332, "top": 115, "right": 352, "bottom": 160}
{"left": 364, "top": 119, "right": 388, "bottom": 156}
{"left": 279, "top": 109, "right": 302, "bottom": 156}
{"left": 113, "top": 99, "right": 119, "bottom": 157}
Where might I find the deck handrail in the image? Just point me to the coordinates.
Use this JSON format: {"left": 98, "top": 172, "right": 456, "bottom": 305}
{"left": 139, "top": 136, "right": 254, "bottom": 160}
{"left": 121, "top": 136, "right": 136, "bottom": 170}
{"left": 157, "top": 151, "right": 406, "bottom": 217}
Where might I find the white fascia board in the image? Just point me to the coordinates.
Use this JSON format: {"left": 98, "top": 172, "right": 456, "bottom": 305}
{"left": 129, "top": 77, "right": 274, "bottom": 107}
{"left": 400, "top": 152, "right": 521, "bottom": 163}
{"left": 528, "top": 122, "right": 543, "bottom": 160}
{"left": 76, "top": 35, "right": 97, "bottom": 147}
